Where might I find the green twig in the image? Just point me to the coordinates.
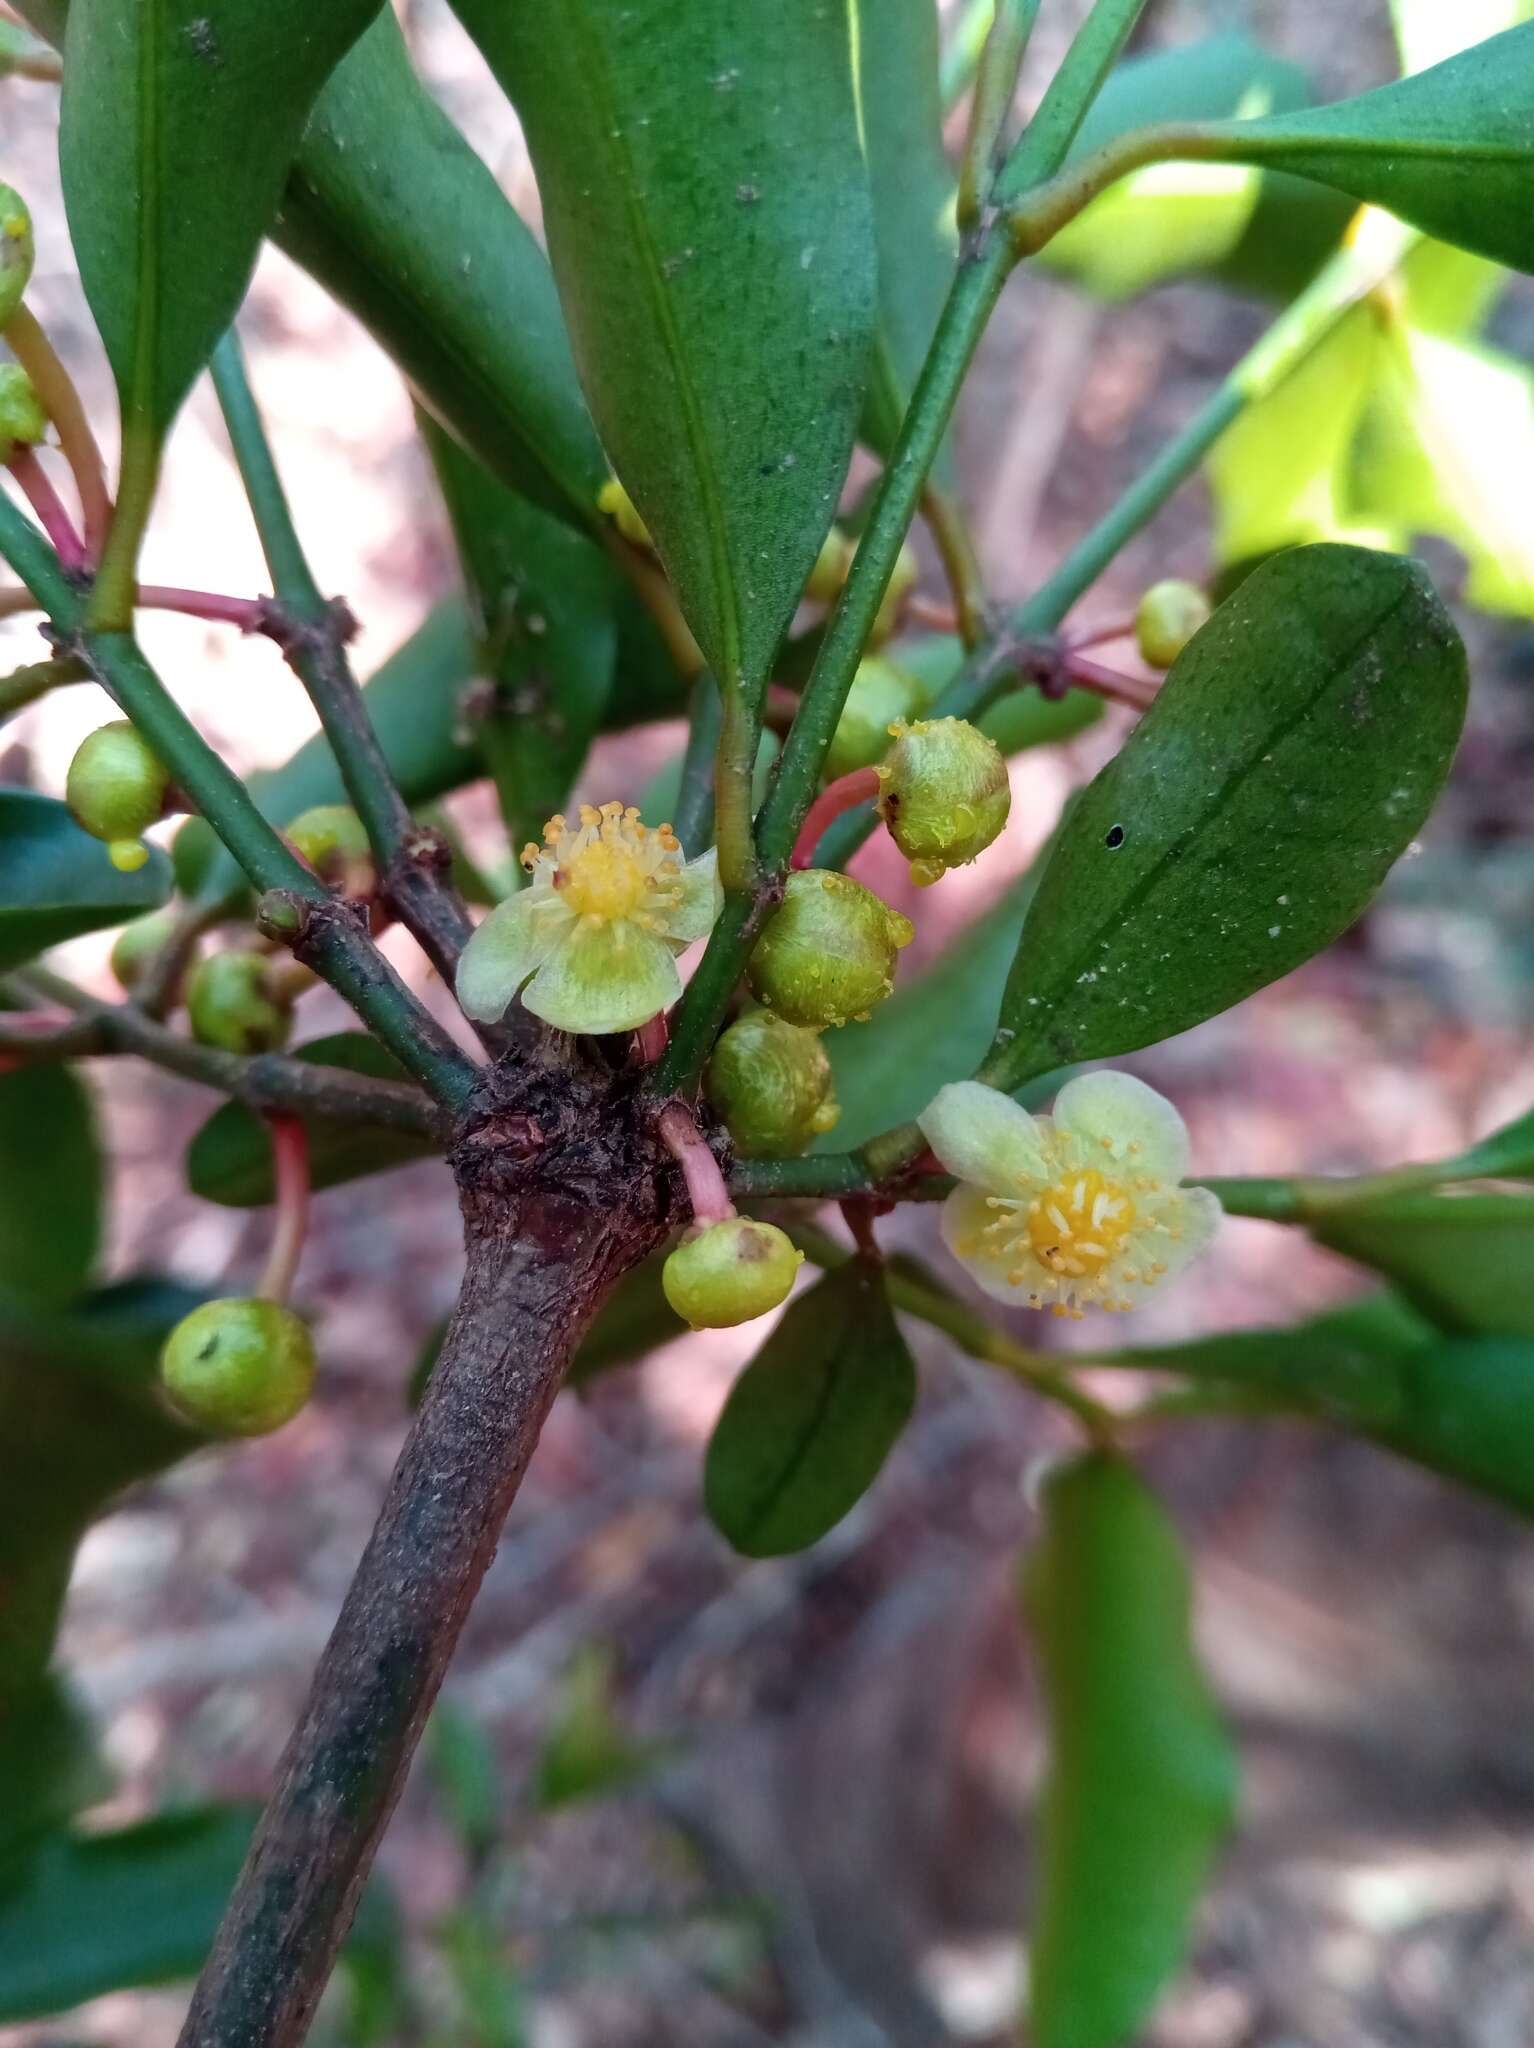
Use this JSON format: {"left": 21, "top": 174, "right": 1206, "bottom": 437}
{"left": 0, "top": 650, "right": 87, "bottom": 719}
{"left": 920, "top": 481, "right": 990, "bottom": 649}
{"left": 992, "top": 0, "right": 1149, "bottom": 206}
{"left": 940, "top": 0, "right": 999, "bottom": 116}
{"left": 957, "top": 0, "right": 1041, "bottom": 229}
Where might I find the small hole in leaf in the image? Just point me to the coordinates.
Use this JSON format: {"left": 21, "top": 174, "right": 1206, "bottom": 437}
{"left": 1105, "top": 824, "right": 1125, "bottom": 850}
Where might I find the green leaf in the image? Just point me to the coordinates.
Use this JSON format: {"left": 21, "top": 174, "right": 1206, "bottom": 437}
{"left": 425, "top": 423, "right": 618, "bottom": 850}
{"left": 59, "top": 0, "right": 381, "bottom": 448}
{"left": 276, "top": 10, "right": 605, "bottom": 526}
{"left": 855, "top": 0, "right": 957, "bottom": 455}
{"left": 0, "top": 1061, "right": 100, "bottom": 1308}
{"left": 1311, "top": 1193, "right": 1534, "bottom": 1337}
{"left": 533, "top": 1644, "right": 659, "bottom": 1810}
{"left": 186, "top": 1033, "right": 441, "bottom": 1207}
{"left": 0, "top": 1675, "right": 110, "bottom": 1866}
{"left": 0, "top": 1806, "right": 256, "bottom": 2022}
{"left": 1433, "top": 1103, "right": 1534, "bottom": 1182}
{"left": 1022, "top": 1455, "right": 1237, "bottom": 2048}
{"left": 704, "top": 1260, "right": 916, "bottom": 1558}
{"left": 454, "top": 0, "right": 878, "bottom": 699}
{"left": 1370, "top": 1333, "right": 1534, "bottom": 1515}
{"left": 1214, "top": 25, "right": 1534, "bottom": 276}
{"left": 0, "top": 789, "right": 171, "bottom": 971}
{"left": 989, "top": 546, "right": 1467, "bottom": 1086}
{"left": 1391, "top": 0, "right": 1534, "bottom": 78}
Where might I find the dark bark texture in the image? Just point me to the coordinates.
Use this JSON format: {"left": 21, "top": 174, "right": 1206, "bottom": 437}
{"left": 176, "top": 1046, "right": 679, "bottom": 2048}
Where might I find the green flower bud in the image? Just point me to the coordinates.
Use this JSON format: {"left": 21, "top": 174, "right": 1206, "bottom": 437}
{"left": 597, "top": 476, "right": 652, "bottom": 549}
{"left": 705, "top": 1009, "right": 840, "bottom": 1158}
{"left": 748, "top": 869, "right": 913, "bottom": 1029}
{"left": 187, "top": 950, "right": 293, "bottom": 1056}
{"left": 805, "top": 525, "right": 851, "bottom": 605}
{"left": 877, "top": 716, "right": 1010, "bottom": 887}
{"left": 1134, "top": 579, "right": 1210, "bottom": 669}
{"left": 0, "top": 363, "right": 46, "bottom": 453}
{"left": 662, "top": 1217, "right": 803, "bottom": 1330}
{"left": 171, "top": 814, "right": 219, "bottom": 895}
{"left": 160, "top": 1297, "right": 316, "bottom": 1436}
{"left": 284, "top": 803, "right": 374, "bottom": 891}
{"left": 109, "top": 909, "right": 183, "bottom": 996}
{"left": 870, "top": 539, "right": 919, "bottom": 647}
{"left": 823, "top": 655, "right": 931, "bottom": 781}
{"left": 65, "top": 720, "right": 169, "bottom": 873}
{"left": 0, "top": 184, "right": 34, "bottom": 327}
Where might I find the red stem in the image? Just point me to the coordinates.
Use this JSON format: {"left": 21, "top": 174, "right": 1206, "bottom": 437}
{"left": 138, "top": 584, "right": 269, "bottom": 630}
{"left": 634, "top": 1011, "right": 670, "bottom": 1064}
{"left": 791, "top": 765, "right": 883, "bottom": 870}
{"left": 656, "top": 1100, "right": 734, "bottom": 1225}
{"left": 1063, "top": 619, "right": 1135, "bottom": 654}
{"left": 259, "top": 1115, "right": 312, "bottom": 1306}
{"left": 1061, "top": 650, "right": 1159, "bottom": 712}
{"left": 6, "top": 447, "right": 87, "bottom": 571}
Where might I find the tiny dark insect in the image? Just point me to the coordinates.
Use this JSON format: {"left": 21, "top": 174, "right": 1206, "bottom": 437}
{"left": 1105, "top": 824, "right": 1126, "bottom": 849}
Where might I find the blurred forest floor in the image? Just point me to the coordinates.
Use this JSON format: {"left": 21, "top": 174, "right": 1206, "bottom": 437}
{"left": 4, "top": 1, "right": 1534, "bottom": 2043}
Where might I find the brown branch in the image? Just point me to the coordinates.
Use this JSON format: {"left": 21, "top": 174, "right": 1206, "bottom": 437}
{"left": 175, "top": 1057, "right": 678, "bottom": 2048}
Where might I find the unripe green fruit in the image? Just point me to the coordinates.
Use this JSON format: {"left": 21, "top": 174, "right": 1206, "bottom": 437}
{"left": 0, "top": 363, "right": 46, "bottom": 452}
{"left": 870, "top": 540, "right": 919, "bottom": 646}
{"left": 705, "top": 1009, "right": 840, "bottom": 1158}
{"left": 160, "top": 1297, "right": 316, "bottom": 1436}
{"left": 284, "top": 803, "right": 374, "bottom": 890}
{"left": 824, "top": 655, "right": 931, "bottom": 781}
{"left": 109, "top": 909, "right": 183, "bottom": 996}
{"left": 878, "top": 716, "right": 1011, "bottom": 886}
{"left": 748, "top": 869, "right": 913, "bottom": 1030}
{"left": 805, "top": 525, "right": 852, "bottom": 605}
{"left": 1134, "top": 579, "right": 1210, "bottom": 669}
{"left": 65, "top": 720, "right": 169, "bottom": 873}
{"left": 662, "top": 1218, "right": 803, "bottom": 1330}
{"left": 187, "top": 950, "right": 293, "bottom": 1056}
{"left": 597, "top": 476, "right": 652, "bottom": 548}
{"left": 0, "top": 184, "right": 34, "bottom": 326}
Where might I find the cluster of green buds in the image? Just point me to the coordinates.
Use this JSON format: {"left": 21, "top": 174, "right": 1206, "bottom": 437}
{"left": 876, "top": 715, "right": 1011, "bottom": 887}
{"left": 662, "top": 1216, "right": 803, "bottom": 1330}
{"left": 187, "top": 949, "right": 296, "bottom": 1055}
{"left": 705, "top": 1008, "right": 839, "bottom": 1158}
{"left": 748, "top": 869, "right": 913, "bottom": 1030}
{"left": 284, "top": 803, "right": 375, "bottom": 898}
{"left": 65, "top": 720, "right": 171, "bottom": 874}
{"left": 160, "top": 1297, "right": 316, "bottom": 1436}
{"left": 0, "top": 182, "right": 33, "bottom": 326}
{"left": 1134, "top": 578, "right": 1210, "bottom": 669}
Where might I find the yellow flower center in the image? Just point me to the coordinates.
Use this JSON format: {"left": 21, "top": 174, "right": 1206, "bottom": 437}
{"left": 1024, "top": 1168, "right": 1135, "bottom": 1281}
{"left": 524, "top": 802, "right": 683, "bottom": 929}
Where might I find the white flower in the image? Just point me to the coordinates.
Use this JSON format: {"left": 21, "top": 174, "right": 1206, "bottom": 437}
{"left": 918, "top": 1070, "right": 1221, "bottom": 1318}
{"left": 456, "top": 802, "right": 721, "bottom": 1034}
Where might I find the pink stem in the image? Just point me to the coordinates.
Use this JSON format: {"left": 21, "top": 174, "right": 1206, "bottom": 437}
{"left": 791, "top": 765, "right": 884, "bottom": 870}
{"left": 6, "top": 447, "right": 87, "bottom": 571}
{"left": 1063, "top": 619, "right": 1136, "bottom": 654}
{"left": 656, "top": 1101, "right": 735, "bottom": 1226}
{"left": 1061, "top": 650, "right": 1159, "bottom": 712}
{"left": 905, "top": 593, "right": 959, "bottom": 632}
{"left": 634, "top": 1011, "right": 670, "bottom": 1064}
{"left": 138, "top": 584, "right": 269, "bottom": 630}
{"left": 259, "top": 1115, "right": 312, "bottom": 1306}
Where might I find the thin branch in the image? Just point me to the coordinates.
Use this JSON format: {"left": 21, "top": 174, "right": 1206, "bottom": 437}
{"left": 6, "top": 446, "right": 85, "bottom": 568}
{"left": 920, "top": 481, "right": 989, "bottom": 648}
{"left": 259, "top": 1117, "right": 311, "bottom": 1304}
{"left": 3, "top": 303, "right": 112, "bottom": 558}
{"left": 0, "top": 649, "right": 86, "bottom": 718}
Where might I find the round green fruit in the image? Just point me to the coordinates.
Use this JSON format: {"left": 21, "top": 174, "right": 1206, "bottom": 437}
{"left": 805, "top": 525, "right": 852, "bottom": 605}
{"left": 1134, "top": 579, "right": 1210, "bottom": 669}
{"left": 161, "top": 1297, "right": 316, "bottom": 1436}
{"left": 186, "top": 950, "right": 293, "bottom": 1056}
{"left": 662, "top": 1218, "right": 803, "bottom": 1330}
{"left": 824, "top": 655, "right": 931, "bottom": 781}
{"left": 109, "top": 909, "right": 183, "bottom": 996}
{"left": 878, "top": 715, "right": 1010, "bottom": 886}
{"left": 0, "top": 362, "right": 46, "bottom": 453}
{"left": 705, "top": 1009, "right": 839, "bottom": 1158}
{"left": 0, "top": 184, "right": 34, "bottom": 326}
{"left": 748, "top": 869, "right": 913, "bottom": 1030}
{"left": 284, "top": 803, "right": 373, "bottom": 889}
{"left": 65, "top": 720, "right": 169, "bottom": 869}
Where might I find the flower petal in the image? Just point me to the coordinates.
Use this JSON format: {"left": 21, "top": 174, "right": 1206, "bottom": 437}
{"left": 455, "top": 893, "right": 569, "bottom": 1022}
{"left": 1052, "top": 1069, "right": 1191, "bottom": 1183}
{"left": 522, "top": 916, "right": 682, "bottom": 1034}
{"left": 1146, "top": 1185, "right": 1223, "bottom": 1279}
{"left": 663, "top": 846, "right": 723, "bottom": 945}
{"left": 919, "top": 1080, "right": 1048, "bottom": 1193}
{"left": 939, "top": 1185, "right": 1048, "bottom": 1304}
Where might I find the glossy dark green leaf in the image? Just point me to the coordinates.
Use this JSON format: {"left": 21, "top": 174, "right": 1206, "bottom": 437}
{"left": 0, "top": 790, "right": 171, "bottom": 971}
{"left": 1023, "top": 1455, "right": 1237, "bottom": 2048}
{"left": 426, "top": 422, "right": 617, "bottom": 851}
{"left": 276, "top": 10, "right": 604, "bottom": 525}
{"left": 186, "top": 1034, "right": 441, "bottom": 1207}
{"left": 59, "top": 0, "right": 380, "bottom": 445}
{"left": 1215, "top": 25, "right": 1534, "bottom": 276}
{"left": 856, "top": 0, "right": 957, "bottom": 454}
{"left": 0, "top": 1806, "right": 256, "bottom": 2021}
{"left": 1312, "top": 1193, "right": 1534, "bottom": 1337}
{"left": 990, "top": 546, "right": 1467, "bottom": 1087}
{"left": 455, "top": 0, "right": 878, "bottom": 699}
{"left": 0, "top": 1061, "right": 100, "bottom": 1308}
{"left": 704, "top": 1260, "right": 916, "bottom": 1558}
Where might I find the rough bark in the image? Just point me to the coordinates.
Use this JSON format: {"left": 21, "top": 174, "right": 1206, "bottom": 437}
{"left": 176, "top": 1047, "right": 678, "bottom": 2048}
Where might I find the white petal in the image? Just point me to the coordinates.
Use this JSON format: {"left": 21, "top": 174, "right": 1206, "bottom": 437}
{"left": 455, "top": 894, "right": 569, "bottom": 1022}
{"left": 522, "top": 917, "right": 682, "bottom": 1034}
{"left": 1105, "top": 1185, "right": 1222, "bottom": 1298}
{"left": 1052, "top": 1069, "right": 1191, "bottom": 1184}
{"left": 663, "top": 846, "right": 722, "bottom": 945}
{"left": 939, "top": 1185, "right": 1049, "bottom": 1303}
{"left": 919, "top": 1080, "right": 1048, "bottom": 1194}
